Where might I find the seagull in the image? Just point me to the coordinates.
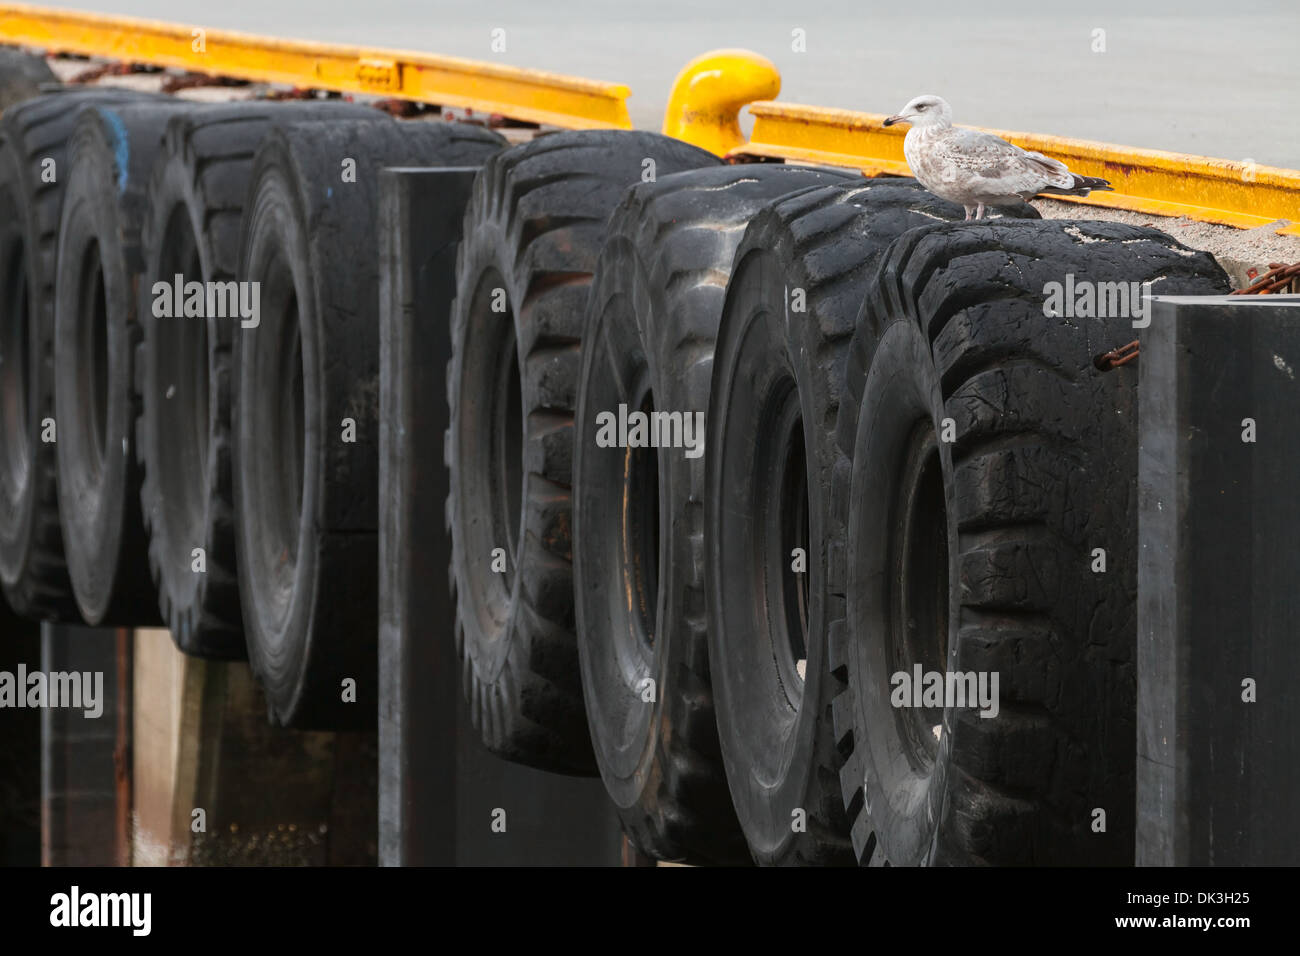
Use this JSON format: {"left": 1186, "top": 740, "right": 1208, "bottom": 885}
{"left": 883, "top": 94, "right": 1114, "bottom": 220}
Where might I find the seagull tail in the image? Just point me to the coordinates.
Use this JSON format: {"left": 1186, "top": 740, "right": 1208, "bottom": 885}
{"left": 1039, "top": 174, "right": 1115, "bottom": 197}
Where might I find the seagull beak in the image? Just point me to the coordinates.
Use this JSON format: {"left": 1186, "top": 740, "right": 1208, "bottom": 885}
{"left": 883, "top": 114, "right": 904, "bottom": 127}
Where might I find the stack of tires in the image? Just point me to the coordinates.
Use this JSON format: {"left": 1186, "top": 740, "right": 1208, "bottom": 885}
{"left": 444, "top": 137, "right": 1231, "bottom": 866}
{"left": 0, "top": 53, "right": 508, "bottom": 733}
{"left": 0, "top": 48, "right": 1235, "bottom": 867}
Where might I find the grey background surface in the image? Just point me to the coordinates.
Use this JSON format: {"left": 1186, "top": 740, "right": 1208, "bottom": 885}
{"left": 34, "top": 0, "right": 1300, "bottom": 168}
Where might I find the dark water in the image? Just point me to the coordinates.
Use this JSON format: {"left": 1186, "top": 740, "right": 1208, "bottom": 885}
{"left": 37, "top": 0, "right": 1300, "bottom": 168}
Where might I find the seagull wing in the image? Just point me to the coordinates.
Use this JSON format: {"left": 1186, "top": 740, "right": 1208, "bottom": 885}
{"left": 938, "top": 128, "right": 1076, "bottom": 194}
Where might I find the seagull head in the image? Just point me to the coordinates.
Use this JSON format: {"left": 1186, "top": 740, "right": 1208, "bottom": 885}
{"left": 883, "top": 95, "right": 952, "bottom": 130}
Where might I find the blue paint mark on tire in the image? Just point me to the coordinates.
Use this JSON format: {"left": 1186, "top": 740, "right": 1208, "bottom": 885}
{"left": 102, "top": 108, "right": 130, "bottom": 194}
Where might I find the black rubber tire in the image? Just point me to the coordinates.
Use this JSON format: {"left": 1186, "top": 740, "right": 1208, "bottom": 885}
{"left": 0, "top": 49, "right": 57, "bottom": 114}
{"left": 53, "top": 100, "right": 198, "bottom": 625}
{"left": 705, "top": 179, "right": 1041, "bottom": 865}
{"left": 574, "top": 164, "right": 856, "bottom": 864}
{"left": 0, "top": 88, "right": 164, "bottom": 622}
{"left": 137, "top": 101, "right": 386, "bottom": 658}
{"left": 833, "top": 219, "right": 1230, "bottom": 865}
{"left": 447, "top": 130, "right": 720, "bottom": 775}
{"left": 235, "top": 118, "right": 505, "bottom": 729}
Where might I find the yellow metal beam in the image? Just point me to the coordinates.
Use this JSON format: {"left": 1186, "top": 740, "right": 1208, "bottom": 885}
{"left": 0, "top": 2, "right": 632, "bottom": 130}
{"left": 738, "top": 101, "right": 1300, "bottom": 236}
{"left": 3, "top": 4, "right": 1296, "bottom": 236}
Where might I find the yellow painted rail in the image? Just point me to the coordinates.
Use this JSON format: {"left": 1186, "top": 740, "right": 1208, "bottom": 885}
{"left": 0, "top": 2, "right": 632, "bottom": 129}
{"left": 739, "top": 102, "right": 1300, "bottom": 236}
{"left": 1, "top": 4, "right": 1297, "bottom": 234}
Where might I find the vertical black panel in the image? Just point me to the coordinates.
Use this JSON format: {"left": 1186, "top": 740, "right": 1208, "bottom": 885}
{"left": 378, "top": 167, "right": 623, "bottom": 866}
{"left": 1138, "top": 295, "right": 1300, "bottom": 865}
{"left": 39, "top": 623, "right": 122, "bottom": 865}
{"left": 0, "top": 605, "right": 40, "bottom": 865}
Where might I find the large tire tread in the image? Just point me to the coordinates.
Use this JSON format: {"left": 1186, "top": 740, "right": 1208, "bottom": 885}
{"left": 578, "top": 165, "right": 856, "bottom": 863}
{"left": 0, "top": 89, "right": 163, "bottom": 620}
{"left": 708, "top": 180, "right": 1036, "bottom": 864}
{"left": 831, "top": 219, "right": 1230, "bottom": 865}
{"left": 137, "top": 102, "right": 381, "bottom": 655}
{"left": 447, "top": 131, "right": 718, "bottom": 774}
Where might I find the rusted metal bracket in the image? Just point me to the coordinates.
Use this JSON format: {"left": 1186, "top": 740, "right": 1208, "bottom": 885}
{"left": 1095, "top": 339, "right": 1140, "bottom": 371}
{"left": 1231, "top": 261, "right": 1300, "bottom": 295}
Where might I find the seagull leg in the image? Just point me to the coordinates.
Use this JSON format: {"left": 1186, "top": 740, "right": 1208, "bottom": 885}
{"left": 975, "top": 202, "right": 986, "bottom": 220}
{"left": 964, "top": 206, "right": 973, "bottom": 221}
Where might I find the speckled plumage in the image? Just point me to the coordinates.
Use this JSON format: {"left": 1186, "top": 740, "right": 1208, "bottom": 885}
{"left": 885, "top": 95, "right": 1113, "bottom": 219}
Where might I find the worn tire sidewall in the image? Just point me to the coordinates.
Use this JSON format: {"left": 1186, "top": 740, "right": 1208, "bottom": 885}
{"left": 573, "top": 235, "right": 664, "bottom": 801}
{"left": 0, "top": 150, "right": 36, "bottom": 582}
{"left": 707, "top": 245, "right": 830, "bottom": 859}
{"left": 234, "top": 162, "right": 322, "bottom": 713}
{"left": 139, "top": 152, "right": 223, "bottom": 618}
{"left": 53, "top": 131, "right": 133, "bottom": 623}
{"left": 448, "top": 209, "right": 527, "bottom": 686}
{"left": 846, "top": 316, "right": 957, "bottom": 866}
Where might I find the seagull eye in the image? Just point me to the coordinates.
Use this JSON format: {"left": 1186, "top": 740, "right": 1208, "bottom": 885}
{"left": 916, "top": 104, "right": 927, "bottom": 111}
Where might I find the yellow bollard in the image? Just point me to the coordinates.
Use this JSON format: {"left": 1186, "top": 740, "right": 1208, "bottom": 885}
{"left": 661, "top": 49, "right": 781, "bottom": 157}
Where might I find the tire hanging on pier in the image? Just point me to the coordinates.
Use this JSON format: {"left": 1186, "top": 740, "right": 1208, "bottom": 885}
{"left": 574, "top": 163, "right": 856, "bottom": 864}
{"left": 831, "top": 219, "right": 1230, "bottom": 865}
{"left": 137, "top": 100, "right": 385, "bottom": 658}
{"left": 235, "top": 118, "right": 505, "bottom": 728}
{"left": 447, "top": 130, "right": 720, "bottom": 775}
{"left": 0, "top": 88, "right": 164, "bottom": 622}
{"left": 705, "top": 180, "right": 1039, "bottom": 864}
{"left": 52, "top": 99, "right": 198, "bottom": 625}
